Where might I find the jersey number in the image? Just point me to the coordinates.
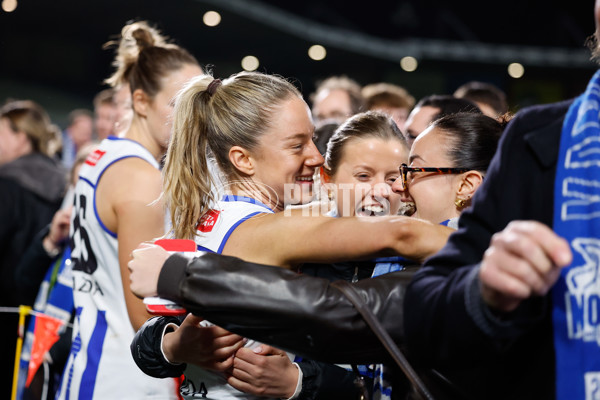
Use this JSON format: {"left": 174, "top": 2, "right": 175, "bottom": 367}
{"left": 71, "top": 194, "right": 98, "bottom": 274}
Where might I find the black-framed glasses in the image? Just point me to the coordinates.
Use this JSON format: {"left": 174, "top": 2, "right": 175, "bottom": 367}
{"left": 399, "top": 163, "right": 470, "bottom": 189}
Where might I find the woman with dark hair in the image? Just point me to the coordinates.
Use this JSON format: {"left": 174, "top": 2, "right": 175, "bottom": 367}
{"left": 394, "top": 112, "right": 508, "bottom": 226}
{"left": 302, "top": 110, "right": 410, "bottom": 282}
{"left": 369, "top": 111, "right": 508, "bottom": 398}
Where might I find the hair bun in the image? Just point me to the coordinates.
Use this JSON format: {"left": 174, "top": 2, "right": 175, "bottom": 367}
{"left": 131, "top": 27, "right": 155, "bottom": 50}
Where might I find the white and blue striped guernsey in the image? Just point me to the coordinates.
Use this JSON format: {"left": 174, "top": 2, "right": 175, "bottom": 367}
{"left": 178, "top": 195, "right": 296, "bottom": 399}
{"left": 56, "top": 137, "right": 177, "bottom": 400}
{"left": 194, "top": 195, "right": 273, "bottom": 254}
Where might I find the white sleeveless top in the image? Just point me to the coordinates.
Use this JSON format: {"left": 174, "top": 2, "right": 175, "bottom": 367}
{"left": 57, "top": 137, "right": 177, "bottom": 400}
{"left": 179, "top": 195, "right": 294, "bottom": 399}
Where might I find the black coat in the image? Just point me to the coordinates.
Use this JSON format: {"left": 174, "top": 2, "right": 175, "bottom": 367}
{"left": 404, "top": 98, "right": 572, "bottom": 400}
{"left": 0, "top": 153, "right": 66, "bottom": 306}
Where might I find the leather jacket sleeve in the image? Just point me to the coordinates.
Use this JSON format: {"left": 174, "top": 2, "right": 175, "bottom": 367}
{"left": 296, "top": 360, "right": 362, "bottom": 400}
{"left": 130, "top": 315, "right": 187, "bottom": 379}
{"left": 157, "top": 252, "right": 413, "bottom": 364}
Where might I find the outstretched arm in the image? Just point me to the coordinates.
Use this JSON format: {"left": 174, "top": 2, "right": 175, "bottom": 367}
{"left": 133, "top": 250, "right": 412, "bottom": 364}
{"left": 225, "top": 211, "right": 453, "bottom": 269}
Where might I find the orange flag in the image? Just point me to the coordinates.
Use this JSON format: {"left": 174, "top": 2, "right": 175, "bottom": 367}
{"left": 26, "top": 313, "right": 63, "bottom": 387}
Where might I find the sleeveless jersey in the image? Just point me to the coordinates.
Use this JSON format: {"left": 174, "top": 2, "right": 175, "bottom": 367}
{"left": 179, "top": 195, "right": 294, "bottom": 399}
{"left": 57, "top": 137, "right": 177, "bottom": 400}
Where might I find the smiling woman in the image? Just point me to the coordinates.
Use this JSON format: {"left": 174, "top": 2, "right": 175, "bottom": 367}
{"left": 322, "top": 110, "right": 409, "bottom": 218}
{"left": 302, "top": 111, "right": 410, "bottom": 283}
{"left": 393, "top": 112, "right": 508, "bottom": 225}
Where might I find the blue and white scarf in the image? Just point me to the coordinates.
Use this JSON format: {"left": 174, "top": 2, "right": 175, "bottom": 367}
{"left": 553, "top": 69, "right": 600, "bottom": 400}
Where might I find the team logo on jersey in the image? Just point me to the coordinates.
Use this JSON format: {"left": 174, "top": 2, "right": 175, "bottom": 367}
{"left": 85, "top": 149, "right": 106, "bottom": 166}
{"left": 197, "top": 210, "right": 220, "bottom": 233}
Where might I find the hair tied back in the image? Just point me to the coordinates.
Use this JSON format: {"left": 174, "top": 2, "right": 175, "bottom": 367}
{"left": 207, "top": 79, "right": 222, "bottom": 96}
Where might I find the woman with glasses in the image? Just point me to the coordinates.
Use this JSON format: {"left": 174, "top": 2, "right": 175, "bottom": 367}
{"left": 365, "top": 111, "right": 507, "bottom": 398}
{"left": 393, "top": 112, "right": 508, "bottom": 227}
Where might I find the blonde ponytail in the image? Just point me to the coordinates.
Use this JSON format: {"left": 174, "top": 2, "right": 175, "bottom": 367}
{"left": 163, "top": 75, "right": 216, "bottom": 239}
{"left": 164, "top": 71, "right": 302, "bottom": 239}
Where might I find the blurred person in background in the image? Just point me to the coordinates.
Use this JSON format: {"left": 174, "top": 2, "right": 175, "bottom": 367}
{"left": 312, "top": 119, "right": 340, "bottom": 156}
{"left": 362, "top": 82, "right": 415, "bottom": 132}
{"left": 453, "top": 80, "right": 509, "bottom": 118}
{"left": 310, "top": 75, "right": 365, "bottom": 124}
{"left": 0, "top": 99, "right": 66, "bottom": 400}
{"left": 60, "top": 108, "right": 93, "bottom": 169}
{"left": 402, "top": 94, "right": 481, "bottom": 147}
{"left": 92, "top": 88, "right": 117, "bottom": 140}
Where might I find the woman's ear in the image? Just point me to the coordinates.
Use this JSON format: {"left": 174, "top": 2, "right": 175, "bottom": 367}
{"left": 228, "top": 146, "right": 254, "bottom": 176}
{"left": 132, "top": 89, "right": 149, "bottom": 117}
{"left": 456, "top": 170, "right": 484, "bottom": 202}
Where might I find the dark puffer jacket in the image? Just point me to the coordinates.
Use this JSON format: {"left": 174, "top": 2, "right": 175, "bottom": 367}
{"left": 0, "top": 152, "right": 65, "bottom": 399}
{"left": 0, "top": 152, "right": 66, "bottom": 306}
